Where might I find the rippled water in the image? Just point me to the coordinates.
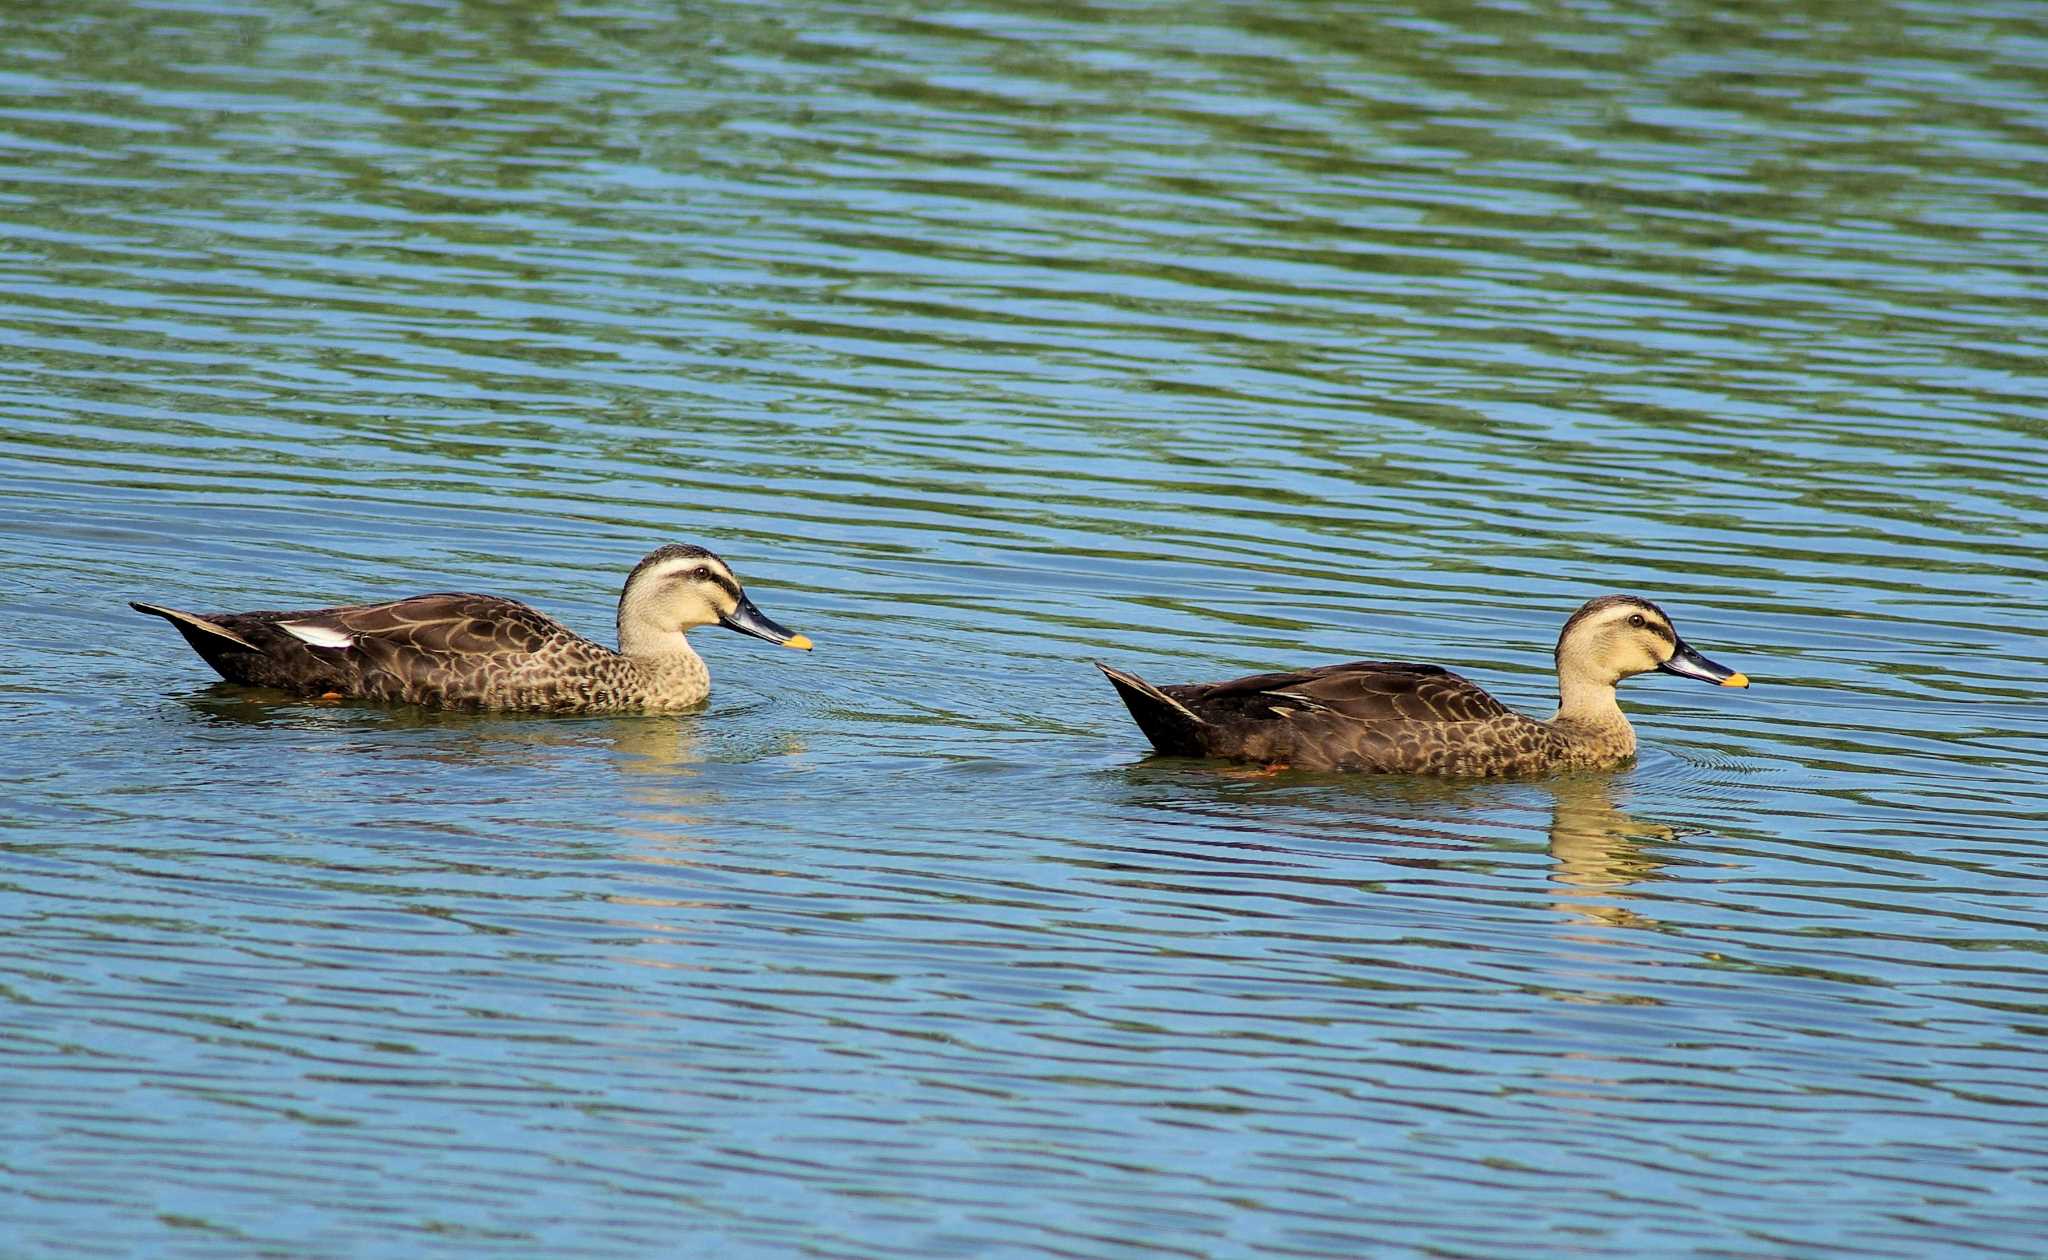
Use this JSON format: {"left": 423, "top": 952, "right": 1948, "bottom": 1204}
{"left": 6, "top": 1, "right": 2048, "bottom": 1256}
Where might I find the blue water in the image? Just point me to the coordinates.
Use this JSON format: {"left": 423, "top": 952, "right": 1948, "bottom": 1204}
{"left": 5, "top": 1, "right": 2048, "bottom": 1256}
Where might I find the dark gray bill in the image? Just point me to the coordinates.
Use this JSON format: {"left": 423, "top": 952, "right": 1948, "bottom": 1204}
{"left": 718, "top": 594, "right": 813, "bottom": 650}
{"left": 1657, "top": 638, "right": 1749, "bottom": 688}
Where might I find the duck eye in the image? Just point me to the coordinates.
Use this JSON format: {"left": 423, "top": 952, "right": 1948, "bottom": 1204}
{"left": 1628, "top": 613, "right": 1646, "bottom": 628}
{"left": 690, "top": 567, "right": 711, "bottom": 581}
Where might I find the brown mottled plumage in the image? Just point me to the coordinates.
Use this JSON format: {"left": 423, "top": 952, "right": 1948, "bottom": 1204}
{"left": 131, "top": 543, "right": 812, "bottom": 713}
{"left": 1097, "top": 595, "right": 1749, "bottom": 776}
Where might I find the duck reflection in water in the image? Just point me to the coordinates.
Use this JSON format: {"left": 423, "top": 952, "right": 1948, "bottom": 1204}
{"left": 172, "top": 688, "right": 783, "bottom": 846}
{"left": 1111, "top": 761, "right": 1677, "bottom": 928}
{"left": 1543, "top": 772, "right": 1674, "bottom": 930}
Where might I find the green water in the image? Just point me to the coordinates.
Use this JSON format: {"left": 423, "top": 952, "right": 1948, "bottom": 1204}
{"left": 5, "top": 1, "right": 2048, "bottom": 1256}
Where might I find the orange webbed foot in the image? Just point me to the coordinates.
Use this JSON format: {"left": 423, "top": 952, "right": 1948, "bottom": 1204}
{"left": 1220, "top": 761, "right": 1291, "bottom": 780}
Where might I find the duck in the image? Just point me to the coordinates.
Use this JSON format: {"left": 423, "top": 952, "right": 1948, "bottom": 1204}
{"left": 131, "top": 543, "right": 812, "bottom": 713}
{"left": 1096, "top": 594, "right": 1748, "bottom": 776}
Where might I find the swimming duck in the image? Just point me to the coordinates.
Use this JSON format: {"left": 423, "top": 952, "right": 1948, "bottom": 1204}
{"left": 1096, "top": 594, "right": 1748, "bottom": 776}
{"left": 131, "top": 543, "right": 812, "bottom": 713}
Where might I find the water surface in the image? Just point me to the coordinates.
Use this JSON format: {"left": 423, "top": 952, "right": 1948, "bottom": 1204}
{"left": 5, "top": 1, "right": 2048, "bottom": 1256}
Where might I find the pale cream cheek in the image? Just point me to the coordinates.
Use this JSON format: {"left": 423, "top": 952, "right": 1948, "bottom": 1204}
{"left": 628, "top": 595, "right": 694, "bottom": 637}
{"left": 1609, "top": 630, "right": 1661, "bottom": 678}
{"left": 666, "top": 589, "right": 731, "bottom": 630}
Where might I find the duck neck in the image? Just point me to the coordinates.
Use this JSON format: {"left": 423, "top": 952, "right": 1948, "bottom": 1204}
{"left": 618, "top": 619, "right": 707, "bottom": 670}
{"left": 620, "top": 628, "right": 710, "bottom": 707}
{"left": 1552, "top": 676, "right": 1634, "bottom": 749}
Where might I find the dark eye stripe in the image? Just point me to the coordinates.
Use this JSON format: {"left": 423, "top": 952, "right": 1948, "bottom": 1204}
{"left": 1619, "top": 611, "right": 1675, "bottom": 644}
{"left": 667, "top": 567, "right": 743, "bottom": 604}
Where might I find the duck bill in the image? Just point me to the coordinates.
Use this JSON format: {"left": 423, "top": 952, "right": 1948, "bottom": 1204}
{"left": 1658, "top": 638, "right": 1748, "bottom": 688}
{"left": 719, "top": 594, "right": 812, "bottom": 650}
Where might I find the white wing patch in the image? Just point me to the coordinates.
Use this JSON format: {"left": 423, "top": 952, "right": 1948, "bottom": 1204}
{"left": 282, "top": 621, "right": 354, "bottom": 649}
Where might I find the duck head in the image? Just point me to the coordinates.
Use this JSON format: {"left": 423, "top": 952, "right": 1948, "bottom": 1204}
{"left": 1555, "top": 594, "right": 1748, "bottom": 692}
{"left": 616, "top": 543, "right": 812, "bottom": 657}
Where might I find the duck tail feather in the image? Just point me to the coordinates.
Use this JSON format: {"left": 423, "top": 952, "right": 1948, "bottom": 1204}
{"left": 129, "top": 602, "right": 261, "bottom": 651}
{"left": 1094, "top": 660, "right": 1211, "bottom": 756}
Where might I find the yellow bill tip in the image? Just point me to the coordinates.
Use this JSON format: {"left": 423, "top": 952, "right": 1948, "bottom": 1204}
{"left": 1720, "top": 672, "right": 1750, "bottom": 688}
{"left": 782, "top": 633, "right": 813, "bottom": 651}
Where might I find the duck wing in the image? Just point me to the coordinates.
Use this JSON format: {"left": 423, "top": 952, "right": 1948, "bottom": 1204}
{"left": 1161, "top": 661, "right": 1531, "bottom": 770}
{"left": 263, "top": 593, "right": 594, "bottom": 703}
{"left": 276, "top": 593, "right": 573, "bottom": 659}
{"left": 1175, "top": 661, "right": 1517, "bottom": 726}
{"left": 136, "top": 592, "right": 593, "bottom": 703}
